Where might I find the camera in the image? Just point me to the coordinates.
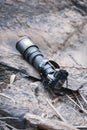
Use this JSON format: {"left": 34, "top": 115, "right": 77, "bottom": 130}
{"left": 16, "top": 36, "right": 68, "bottom": 95}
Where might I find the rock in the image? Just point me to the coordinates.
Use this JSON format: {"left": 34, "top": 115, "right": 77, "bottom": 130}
{"left": 72, "top": 0, "right": 87, "bottom": 15}
{"left": 24, "top": 113, "right": 79, "bottom": 130}
{"left": 0, "top": 0, "right": 87, "bottom": 129}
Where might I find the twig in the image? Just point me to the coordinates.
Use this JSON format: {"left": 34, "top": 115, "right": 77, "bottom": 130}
{"left": 73, "top": 92, "right": 84, "bottom": 110}
{"left": 51, "top": 97, "right": 62, "bottom": 104}
{"left": 0, "top": 120, "right": 18, "bottom": 130}
{"left": 0, "top": 62, "right": 28, "bottom": 75}
{"left": 0, "top": 93, "right": 16, "bottom": 104}
{"left": 0, "top": 117, "right": 19, "bottom": 120}
{"left": 66, "top": 94, "right": 87, "bottom": 114}
{"left": 46, "top": 98, "right": 67, "bottom": 122}
{"left": 79, "top": 91, "right": 87, "bottom": 105}
{"left": 76, "top": 126, "right": 87, "bottom": 130}
{"left": 68, "top": 54, "right": 82, "bottom": 67}
{"left": 61, "top": 65, "right": 87, "bottom": 70}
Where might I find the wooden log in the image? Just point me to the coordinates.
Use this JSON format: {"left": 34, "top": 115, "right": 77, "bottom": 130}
{"left": 24, "top": 113, "right": 79, "bottom": 130}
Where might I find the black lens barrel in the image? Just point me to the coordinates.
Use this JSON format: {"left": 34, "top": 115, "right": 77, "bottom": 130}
{"left": 16, "top": 36, "right": 54, "bottom": 74}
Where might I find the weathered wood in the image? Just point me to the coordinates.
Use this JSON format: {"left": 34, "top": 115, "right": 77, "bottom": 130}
{"left": 24, "top": 113, "right": 79, "bottom": 130}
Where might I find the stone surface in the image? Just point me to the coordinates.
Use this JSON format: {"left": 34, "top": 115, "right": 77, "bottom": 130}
{"left": 0, "top": 0, "right": 87, "bottom": 129}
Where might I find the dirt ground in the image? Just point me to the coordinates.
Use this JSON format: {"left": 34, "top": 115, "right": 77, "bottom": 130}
{"left": 0, "top": 0, "right": 87, "bottom": 129}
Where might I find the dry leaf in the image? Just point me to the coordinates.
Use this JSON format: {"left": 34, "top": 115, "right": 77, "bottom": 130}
{"left": 10, "top": 74, "right": 16, "bottom": 84}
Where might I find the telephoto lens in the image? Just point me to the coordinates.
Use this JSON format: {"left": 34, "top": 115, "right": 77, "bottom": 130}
{"left": 16, "top": 36, "right": 68, "bottom": 95}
